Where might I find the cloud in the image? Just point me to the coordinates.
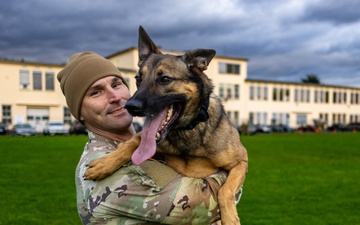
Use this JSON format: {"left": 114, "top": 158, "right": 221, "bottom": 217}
{"left": 0, "top": 0, "right": 359, "bottom": 87}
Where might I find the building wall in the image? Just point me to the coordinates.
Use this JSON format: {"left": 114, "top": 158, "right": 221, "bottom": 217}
{"left": 0, "top": 61, "right": 66, "bottom": 131}
{"left": 246, "top": 81, "right": 360, "bottom": 128}
{"left": 1, "top": 48, "right": 360, "bottom": 132}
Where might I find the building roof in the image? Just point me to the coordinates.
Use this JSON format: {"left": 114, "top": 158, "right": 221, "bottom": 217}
{"left": 0, "top": 58, "right": 64, "bottom": 68}
{"left": 246, "top": 78, "right": 360, "bottom": 90}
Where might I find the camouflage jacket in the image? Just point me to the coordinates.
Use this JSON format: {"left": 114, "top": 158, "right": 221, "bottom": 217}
{"left": 76, "top": 131, "right": 240, "bottom": 224}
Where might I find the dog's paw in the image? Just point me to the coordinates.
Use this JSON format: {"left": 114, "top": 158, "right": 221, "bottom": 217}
{"left": 83, "top": 156, "right": 118, "bottom": 181}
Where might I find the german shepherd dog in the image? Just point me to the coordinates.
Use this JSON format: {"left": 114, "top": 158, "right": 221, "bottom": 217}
{"left": 85, "top": 26, "right": 248, "bottom": 225}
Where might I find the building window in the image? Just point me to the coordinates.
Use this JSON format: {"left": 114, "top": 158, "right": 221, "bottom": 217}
{"left": 264, "top": 87, "right": 268, "bottom": 100}
{"left": 294, "top": 89, "right": 298, "bottom": 102}
{"left": 271, "top": 112, "right": 277, "bottom": 125}
{"left": 64, "top": 107, "right": 72, "bottom": 124}
{"left": 227, "top": 111, "right": 231, "bottom": 121}
{"left": 320, "top": 90, "right": 324, "bottom": 103}
{"left": 300, "top": 89, "right": 304, "bottom": 102}
{"left": 20, "top": 70, "right": 30, "bottom": 89}
{"left": 279, "top": 89, "right": 284, "bottom": 101}
{"left": 219, "top": 62, "right": 240, "bottom": 75}
{"left": 285, "top": 89, "right": 290, "bottom": 101}
{"left": 256, "top": 112, "right": 261, "bottom": 125}
{"left": 263, "top": 112, "right": 268, "bottom": 125}
{"left": 296, "top": 113, "right": 307, "bottom": 126}
{"left": 286, "top": 113, "right": 290, "bottom": 125}
{"left": 249, "top": 112, "right": 254, "bottom": 125}
{"left": 234, "top": 85, "right": 239, "bottom": 99}
{"left": 219, "top": 83, "right": 224, "bottom": 99}
{"left": 279, "top": 113, "right": 284, "bottom": 124}
{"left": 234, "top": 111, "right": 239, "bottom": 126}
{"left": 338, "top": 91, "right": 342, "bottom": 103}
{"left": 226, "top": 84, "right": 232, "bottom": 99}
{"left": 273, "top": 88, "right": 277, "bottom": 101}
{"left": 306, "top": 89, "right": 310, "bottom": 102}
{"left": 257, "top": 86, "right": 261, "bottom": 100}
{"left": 325, "top": 91, "right": 329, "bottom": 103}
{"left": 250, "top": 86, "right": 254, "bottom": 100}
{"left": 33, "top": 71, "right": 42, "bottom": 90}
{"left": 314, "top": 90, "right": 318, "bottom": 103}
{"left": 45, "top": 72, "right": 54, "bottom": 90}
{"left": 2, "top": 105, "right": 12, "bottom": 124}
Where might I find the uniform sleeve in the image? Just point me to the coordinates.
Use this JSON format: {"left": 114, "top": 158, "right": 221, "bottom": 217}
{"left": 75, "top": 137, "right": 230, "bottom": 225}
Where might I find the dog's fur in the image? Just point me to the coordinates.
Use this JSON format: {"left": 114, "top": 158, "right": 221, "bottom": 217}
{"left": 84, "top": 26, "right": 248, "bottom": 225}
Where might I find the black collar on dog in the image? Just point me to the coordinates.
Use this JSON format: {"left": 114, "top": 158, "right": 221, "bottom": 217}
{"left": 183, "top": 100, "right": 210, "bottom": 130}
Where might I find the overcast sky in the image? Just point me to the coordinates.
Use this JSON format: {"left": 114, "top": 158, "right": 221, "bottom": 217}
{"left": 1, "top": 0, "right": 360, "bottom": 87}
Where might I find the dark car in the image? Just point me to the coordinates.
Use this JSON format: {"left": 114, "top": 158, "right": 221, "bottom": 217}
{"left": 0, "top": 123, "right": 8, "bottom": 135}
{"left": 271, "top": 124, "right": 294, "bottom": 133}
{"left": 297, "top": 125, "right": 316, "bottom": 132}
{"left": 69, "top": 120, "right": 87, "bottom": 135}
{"left": 345, "top": 122, "right": 360, "bottom": 131}
{"left": 327, "top": 123, "right": 348, "bottom": 132}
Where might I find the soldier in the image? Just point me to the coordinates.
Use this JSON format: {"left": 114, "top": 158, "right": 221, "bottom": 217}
{"left": 58, "top": 52, "right": 237, "bottom": 224}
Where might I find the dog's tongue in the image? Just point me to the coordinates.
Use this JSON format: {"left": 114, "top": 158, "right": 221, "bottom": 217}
{"left": 131, "top": 108, "right": 168, "bottom": 165}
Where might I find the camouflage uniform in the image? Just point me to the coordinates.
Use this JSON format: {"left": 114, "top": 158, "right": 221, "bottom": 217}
{"left": 76, "top": 131, "right": 241, "bottom": 224}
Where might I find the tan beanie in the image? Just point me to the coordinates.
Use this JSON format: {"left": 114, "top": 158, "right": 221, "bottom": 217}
{"left": 57, "top": 51, "right": 128, "bottom": 121}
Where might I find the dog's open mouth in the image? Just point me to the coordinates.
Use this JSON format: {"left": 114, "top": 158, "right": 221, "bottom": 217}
{"left": 155, "top": 104, "right": 181, "bottom": 142}
{"left": 131, "top": 104, "right": 181, "bottom": 165}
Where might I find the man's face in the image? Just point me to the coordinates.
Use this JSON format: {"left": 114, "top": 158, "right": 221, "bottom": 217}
{"left": 80, "top": 76, "right": 133, "bottom": 134}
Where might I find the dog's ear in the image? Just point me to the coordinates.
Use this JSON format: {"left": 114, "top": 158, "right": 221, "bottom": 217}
{"left": 138, "top": 26, "right": 161, "bottom": 66}
{"left": 182, "top": 49, "right": 216, "bottom": 71}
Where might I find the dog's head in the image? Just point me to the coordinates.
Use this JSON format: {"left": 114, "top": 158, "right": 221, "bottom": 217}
{"left": 127, "top": 26, "right": 216, "bottom": 164}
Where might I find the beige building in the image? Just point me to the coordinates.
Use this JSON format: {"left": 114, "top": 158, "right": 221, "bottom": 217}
{"left": 1, "top": 47, "right": 360, "bottom": 132}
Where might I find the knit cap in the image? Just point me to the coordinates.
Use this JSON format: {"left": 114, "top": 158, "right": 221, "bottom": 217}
{"left": 57, "top": 51, "right": 128, "bottom": 121}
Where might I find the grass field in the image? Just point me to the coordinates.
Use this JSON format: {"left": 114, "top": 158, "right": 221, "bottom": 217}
{"left": 0, "top": 133, "right": 359, "bottom": 225}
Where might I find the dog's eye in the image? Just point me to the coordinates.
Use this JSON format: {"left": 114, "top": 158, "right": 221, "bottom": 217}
{"left": 158, "top": 76, "right": 173, "bottom": 85}
{"left": 135, "top": 75, "right": 142, "bottom": 87}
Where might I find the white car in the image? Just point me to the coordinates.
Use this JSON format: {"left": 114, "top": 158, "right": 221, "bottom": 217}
{"left": 43, "top": 121, "right": 69, "bottom": 135}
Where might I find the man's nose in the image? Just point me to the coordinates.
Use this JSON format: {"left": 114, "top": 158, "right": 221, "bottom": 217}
{"left": 107, "top": 89, "right": 121, "bottom": 103}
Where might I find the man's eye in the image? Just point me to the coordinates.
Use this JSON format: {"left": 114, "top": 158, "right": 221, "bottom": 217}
{"left": 112, "top": 82, "right": 122, "bottom": 88}
{"left": 90, "top": 90, "right": 101, "bottom": 96}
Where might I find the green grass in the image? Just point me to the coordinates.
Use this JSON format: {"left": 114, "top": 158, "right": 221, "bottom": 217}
{"left": 0, "top": 135, "right": 87, "bottom": 225}
{"left": 0, "top": 133, "right": 359, "bottom": 224}
{"left": 239, "top": 133, "right": 360, "bottom": 225}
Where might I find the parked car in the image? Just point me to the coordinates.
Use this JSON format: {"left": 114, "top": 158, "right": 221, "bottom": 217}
{"left": 327, "top": 123, "right": 348, "bottom": 132}
{"left": 297, "top": 125, "right": 316, "bottom": 132}
{"left": 345, "top": 122, "right": 360, "bottom": 131}
{"left": 271, "top": 124, "right": 294, "bottom": 133}
{"left": 240, "top": 125, "right": 270, "bottom": 135}
{"left": 43, "top": 121, "right": 69, "bottom": 135}
{"left": 69, "top": 120, "right": 87, "bottom": 135}
{"left": 11, "top": 123, "right": 36, "bottom": 136}
{"left": 0, "top": 123, "right": 8, "bottom": 135}
{"left": 133, "top": 122, "right": 143, "bottom": 132}
{"left": 255, "top": 125, "right": 272, "bottom": 133}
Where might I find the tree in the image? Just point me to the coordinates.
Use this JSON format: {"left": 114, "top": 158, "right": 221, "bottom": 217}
{"left": 301, "top": 74, "right": 320, "bottom": 84}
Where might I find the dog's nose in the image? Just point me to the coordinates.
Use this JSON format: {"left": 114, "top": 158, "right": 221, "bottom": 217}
{"left": 125, "top": 99, "right": 145, "bottom": 116}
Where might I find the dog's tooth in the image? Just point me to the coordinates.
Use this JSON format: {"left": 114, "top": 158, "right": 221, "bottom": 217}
{"left": 156, "top": 132, "right": 160, "bottom": 139}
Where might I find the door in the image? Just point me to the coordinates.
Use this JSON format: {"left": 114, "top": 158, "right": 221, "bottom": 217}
{"left": 27, "top": 108, "right": 49, "bottom": 133}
